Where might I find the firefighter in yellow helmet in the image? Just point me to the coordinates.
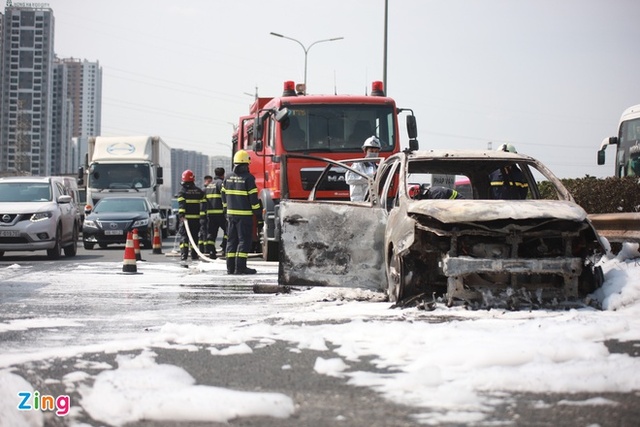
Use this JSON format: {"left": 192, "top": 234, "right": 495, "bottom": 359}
{"left": 221, "top": 150, "right": 263, "bottom": 274}
{"left": 177, "top": 169, "right": 205, "bottom": 264}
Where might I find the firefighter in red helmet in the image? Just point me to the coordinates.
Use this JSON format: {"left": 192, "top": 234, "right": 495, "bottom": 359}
{"left": 177, "top": 169, "right": 205, "bottom": 265}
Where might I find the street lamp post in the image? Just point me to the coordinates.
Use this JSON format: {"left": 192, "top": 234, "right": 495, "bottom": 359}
{"left": 270, "top": 32, "right": 344, "bottom": 95}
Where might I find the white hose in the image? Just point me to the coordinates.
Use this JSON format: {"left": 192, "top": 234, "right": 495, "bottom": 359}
{"left": 183, "top": 219, "right": 216, "bottom": 263}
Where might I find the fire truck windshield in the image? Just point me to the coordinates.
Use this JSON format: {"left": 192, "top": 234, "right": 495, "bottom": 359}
{"left": 281, "top": 105, "right": 396, "bottom": 153}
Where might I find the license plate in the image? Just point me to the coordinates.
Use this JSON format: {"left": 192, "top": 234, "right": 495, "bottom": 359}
{"left": 104, "top": 230, "right": 123, "bottom": 236}
{"left": 0, "top": 230, "right": 20, "bottom": 237}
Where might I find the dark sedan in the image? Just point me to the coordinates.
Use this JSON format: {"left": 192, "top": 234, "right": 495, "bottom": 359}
{"left": 82, "top": 197, "right": 160, "bottom": 249}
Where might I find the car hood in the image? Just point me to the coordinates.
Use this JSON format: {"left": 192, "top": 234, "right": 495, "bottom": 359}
{"left": 86, "top": 211, "right": 149, "bottom": 221}
{"left": 0, "top": 201, "right": 56, "bottom": 214}
{"left": 406, "top": 199, "right": 589, "bottom": 223}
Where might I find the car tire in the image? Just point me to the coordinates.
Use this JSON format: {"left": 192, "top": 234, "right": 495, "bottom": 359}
{"left": 262, "top": 223, "right": 279, "bottom": 262}
{"left": 99, "top": 243, "right": 108, "bottom": 249}
{"left": 46, "top": 225, "right": 62, "bottom": 260}
{"left": 387, "top": 250, "right": 407, "bottom": 303}
{"left": 64, "top": 226, "right": 78, "bottom": 257}
{"left": 84, "top": 242, "right": 94, "bottom": 250}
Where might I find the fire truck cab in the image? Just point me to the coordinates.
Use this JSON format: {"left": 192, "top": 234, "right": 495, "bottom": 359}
{"left": 233, "top": 81, "right": 418, "bottom": 261}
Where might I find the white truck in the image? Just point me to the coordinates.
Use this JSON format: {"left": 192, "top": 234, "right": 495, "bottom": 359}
{"left": 78, "top": 136, "right": 172, "bottom": 237}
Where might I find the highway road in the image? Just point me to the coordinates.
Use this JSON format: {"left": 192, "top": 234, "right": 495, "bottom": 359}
{"left": 1, "top": 237, "right": 639, "bottom": 426}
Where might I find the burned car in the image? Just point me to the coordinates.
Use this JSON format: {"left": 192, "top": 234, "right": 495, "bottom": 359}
{"left": 278, "top": 149, "right": 605, "bottom": 309}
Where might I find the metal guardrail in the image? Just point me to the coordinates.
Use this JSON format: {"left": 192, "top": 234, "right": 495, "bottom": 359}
{"left": 588, "top": 212, "right": 640, "bottom": 243}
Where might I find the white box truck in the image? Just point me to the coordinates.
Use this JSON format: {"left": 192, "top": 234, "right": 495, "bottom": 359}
{"left": 78, "top": 136, "right": 172, "bottom": 237}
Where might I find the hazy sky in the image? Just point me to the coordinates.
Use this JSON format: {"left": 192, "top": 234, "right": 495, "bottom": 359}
{"left": 40, "top": 0, "right": 640, "bottom": 178}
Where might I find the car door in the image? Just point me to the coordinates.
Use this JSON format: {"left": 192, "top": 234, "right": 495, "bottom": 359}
{"left": 278, "top": 159, "right": 387, "bottom": 290}
{"left": 55, "top": 182, "right": 73, "bottom": 241}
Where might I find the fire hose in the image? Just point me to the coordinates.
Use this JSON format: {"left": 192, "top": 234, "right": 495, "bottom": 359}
{"left": 182, "top": 218, "right": 216, "bottom": 263}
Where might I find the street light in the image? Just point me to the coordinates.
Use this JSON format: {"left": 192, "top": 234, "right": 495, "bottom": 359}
{"left": 270, "top": 32, "right": 344, "bottom": 95}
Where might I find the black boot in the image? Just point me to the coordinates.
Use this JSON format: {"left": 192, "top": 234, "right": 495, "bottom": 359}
{"left": 180, "top": 247, "right": 189, "bottom": 267}
{"left": 226, "top": 258, "right": 235, "bottom": 275}
{"left": 235, "top": 257, "right": 256, "bottom": 275}
{"left": 205, "top": 243, "right": 216, "bottom": 259}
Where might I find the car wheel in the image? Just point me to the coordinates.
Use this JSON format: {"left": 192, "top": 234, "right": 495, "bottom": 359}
{"left": 84, "top": 242, "right": 94, "bottom": 250}
{"left": 262, "top": 223, "right": 279, "bottom": 262}
{"left": 64, "top": 226, "right": 78, "bottom": 257}
{"left": 99, "top": 243, "right": 108, "bottom": 249}
{"left": 387, "top": 250, "right": 407, "bottom": 303}
{"left": 47, "top": 225, "right": 62, "bottom": 260}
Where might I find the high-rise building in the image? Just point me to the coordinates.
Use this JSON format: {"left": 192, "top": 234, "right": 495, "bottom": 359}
{"left": 51, "top": 60, "right": 73, "bottom": 174}
{"left": 56, "top": 57, "right": 102, "bottom": 172}
{"left": 0, "top": 2, "right": 55, "bottom": 176}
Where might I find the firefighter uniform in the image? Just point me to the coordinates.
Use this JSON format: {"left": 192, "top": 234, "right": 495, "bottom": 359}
{"left": 198, "top": 176, "right": 212, "bottom": 253}
{"left": 489, "top": 166, "right": 528, "bottom": 200}
{"left": 177, "top": 170, "right": 205, "bottom": 262}
{"left": 222, "top": 151, "right": 263, "bottom": 275}
{"left": 490, "top": 143, "right": 529, "bottom": 200}
{"left": 425, "top": 186, "right": 463, "bottom": 199}
{"left": 201, "top": 172, "right": 227, "bottom": 258}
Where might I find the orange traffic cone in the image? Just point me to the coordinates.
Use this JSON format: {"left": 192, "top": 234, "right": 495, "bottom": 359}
{"left": 152, "top": 225, "right": 163, "bottom": 254}
{"left": 122, "top": 231, "right": 138, "bottom": 274}
{"left": 132, "top": 228, "right": 144, "bottom": 261}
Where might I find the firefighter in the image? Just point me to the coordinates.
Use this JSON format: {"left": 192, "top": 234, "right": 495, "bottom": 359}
{"left": 221, "top": 150, "right": 263, "bottom": 275}
{"left": 177, "top": 169, "right": 205, "bottom": 264}
{"left": 409, "top": 185, "right": 463, "bottom": 200}
{"left": 201, "top": 168, "right": 227, "bottom": 259}
{"left": 198, "top": 175, "right": 213, "bottom": 253}
{"left": 490, "top": 143, "right": 529, "bottom": 200}
{"left": 345, "top": 135, "right": 381, "bottom": 202}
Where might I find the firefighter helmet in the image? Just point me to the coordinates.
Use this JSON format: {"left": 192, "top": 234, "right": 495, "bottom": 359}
{"left": 181, "top": 169, "right": 195, "bottom": 183}
{"left": 233, "top": 150, "right": 251, "bottom": 164}
{"left": 362, "top": 136, "right": 381, "bottom": 151}
{"left": 498, "top": 143, "right": 517, "bottom": 153}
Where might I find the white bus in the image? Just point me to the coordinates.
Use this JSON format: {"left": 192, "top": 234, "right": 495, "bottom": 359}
{"left": 598, "top": 104, "right": 640, "bottom": 177}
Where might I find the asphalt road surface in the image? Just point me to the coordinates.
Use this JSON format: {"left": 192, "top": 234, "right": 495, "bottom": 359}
{"left": 1, "top": 238, "right": 639, "bottom": 426}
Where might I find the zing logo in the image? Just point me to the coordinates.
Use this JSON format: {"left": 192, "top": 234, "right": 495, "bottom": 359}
{"left": 17, "top": 391, "right": 70, "bottom": 417}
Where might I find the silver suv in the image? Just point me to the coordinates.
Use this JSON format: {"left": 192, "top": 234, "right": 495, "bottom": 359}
{"left": 0, "top": 176, "right": 80, "bottom": 259}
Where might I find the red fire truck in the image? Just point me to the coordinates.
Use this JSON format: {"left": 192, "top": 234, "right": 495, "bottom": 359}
{"left": 232, "top": 81, "right": 419, "bottom": 261}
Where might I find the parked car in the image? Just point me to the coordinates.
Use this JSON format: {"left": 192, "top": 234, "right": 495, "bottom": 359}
{"left": 167, "top": 198, "right": 179, "bottom": 236}
{"left": 278, "top": 149, "right": 605, "bottom": 309}
{"left": 0, "top": 176, "right": 80, "bottom": 259}
{"left": 82, "top": 197, "right": 160, "bottom": 249}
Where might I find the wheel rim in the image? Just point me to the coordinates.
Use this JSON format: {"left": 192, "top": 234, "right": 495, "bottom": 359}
{"left": 388, "top": 252, "right": 404, "bottom": 302}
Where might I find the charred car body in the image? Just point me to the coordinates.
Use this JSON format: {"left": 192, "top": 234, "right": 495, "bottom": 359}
{"left": 279, "top": 149, "right": 605, "bottom": 309}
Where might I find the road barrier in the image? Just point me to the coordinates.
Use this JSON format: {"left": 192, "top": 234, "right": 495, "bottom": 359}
{"left": 152, "top": 225, "right": 163, "bottom": 254}
{"left": 122, "top": 232, "right": 138, "bottom": 274}
{"left": 132, "top": 228, "right": 144, "bottom": 261}
{"left": 589, "top": 212, "right": 640, "bottom": 245}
